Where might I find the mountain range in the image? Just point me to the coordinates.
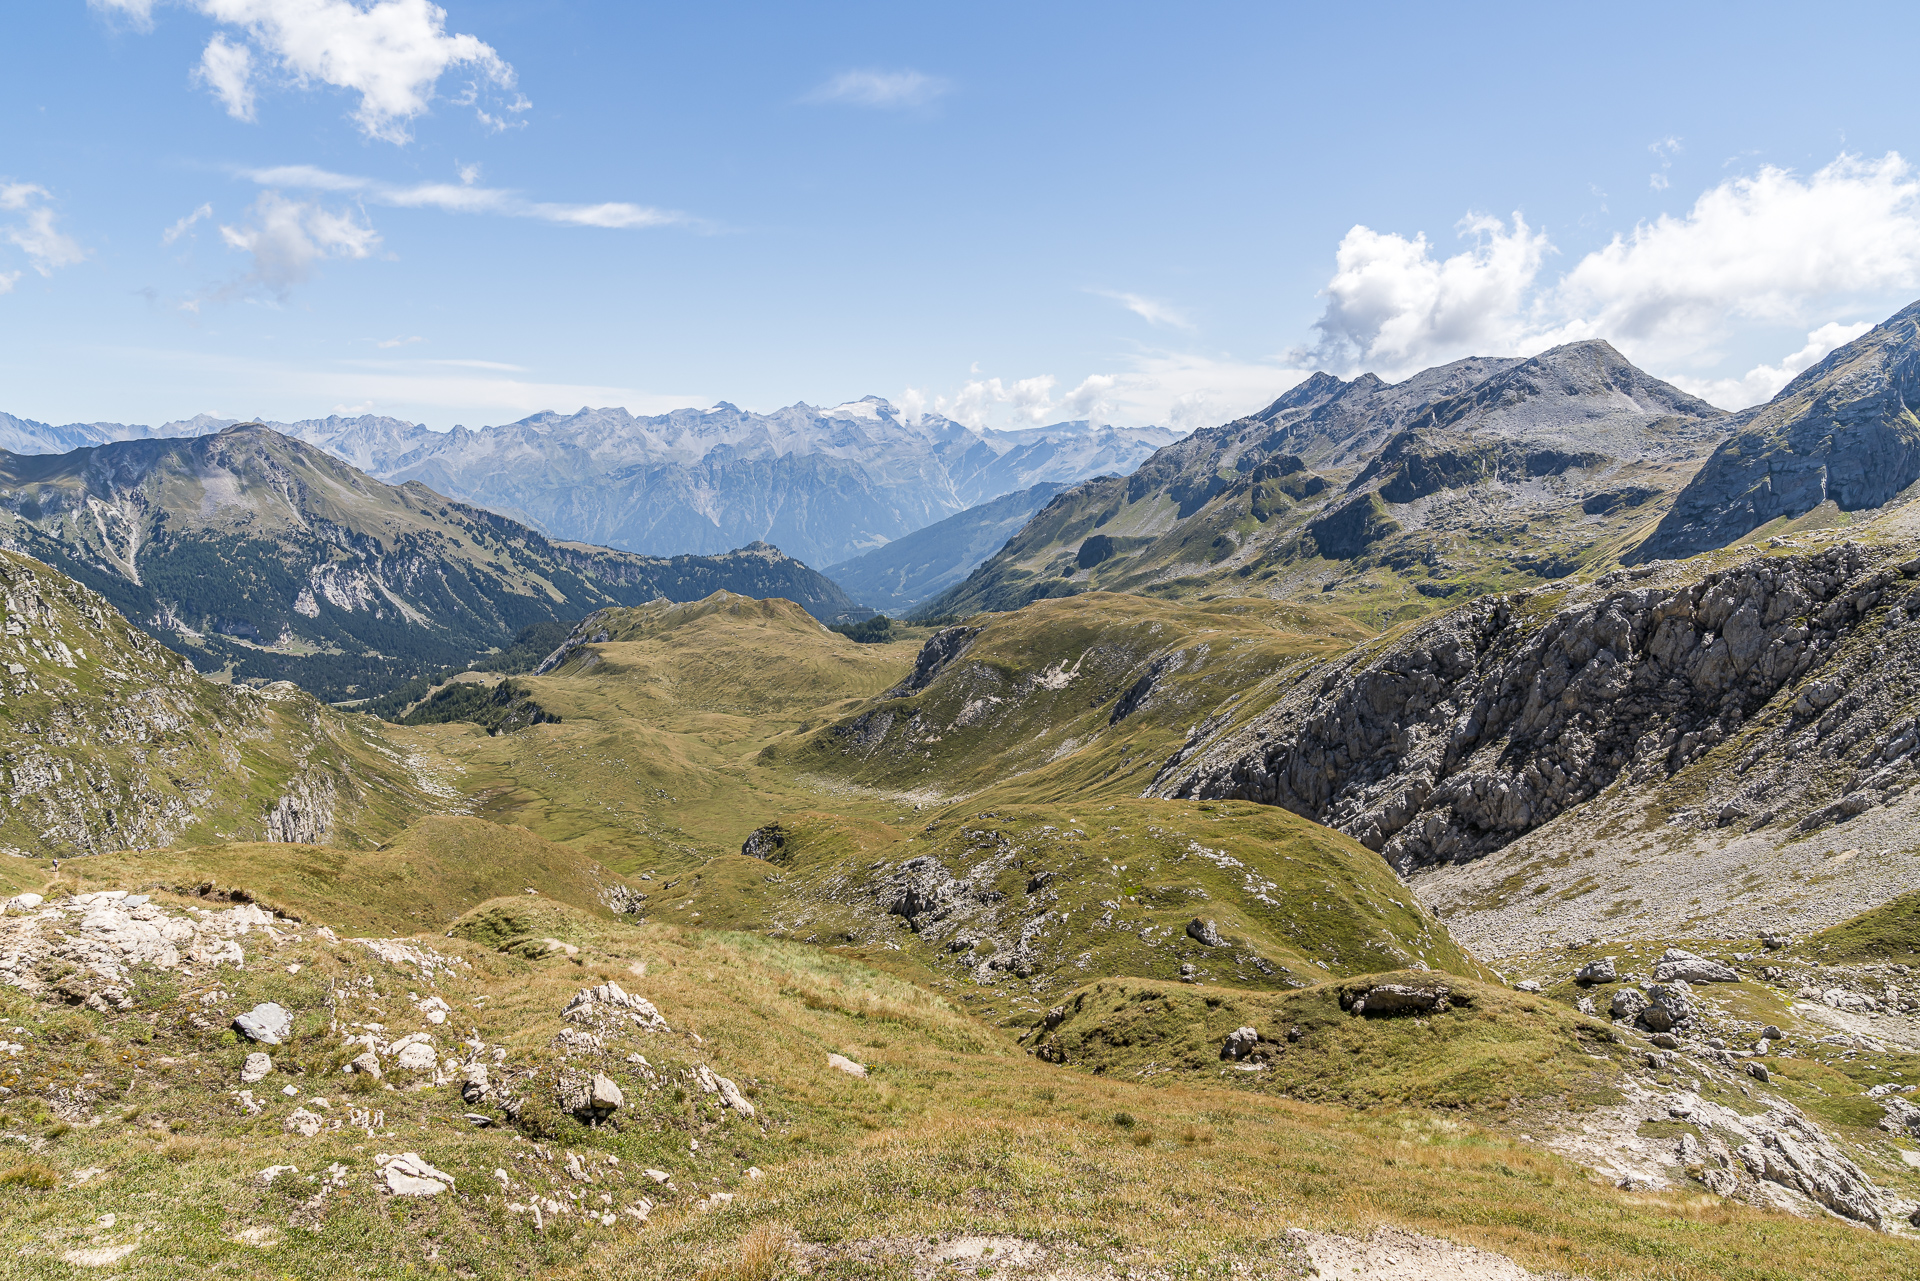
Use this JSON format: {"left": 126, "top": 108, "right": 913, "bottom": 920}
{"left": 0, "top": 399, "right": 1175, "bottom": 569}
{"left": 0, "top": 424, "right": 864, "bottom": 701}
{"left": 924, "top": 338, "right": 1729, "bottom": 623}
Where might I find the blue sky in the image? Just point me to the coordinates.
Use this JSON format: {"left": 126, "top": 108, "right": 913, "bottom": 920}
{"left": 7, "top": 1, "right": 1920, "bottom": 433}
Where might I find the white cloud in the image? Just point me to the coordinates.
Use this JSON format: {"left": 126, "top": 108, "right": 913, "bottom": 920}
{"left": 88, "top": 0, "right": 155, "bottom": 27}
{"left": 1095, "top": 290, "right": 1194, "bottom": 330}
{"left": 803, "top": 69, "right": 949, "bottom": 109}
{"left": 1301, "top": 151, "right": 1920, "bottom": 401}
{"left": 375, "top": 334, "right": 422, "bottom": 348}
{"left": 1552, "top": 153, "right": 1920, "bottom": 357}
{"left": 1649, "top": 135, "right": 1680, "bottom": 191}
{"left": 163, "top": 202, "right": 215, "bottom": 244}
{"left": 922, "top": 353, "right": 1306, "bottom": 434}
{"left": 194, "top": 32, "right": 256, "bottom": 120}
{"left": 244, "top": 163, "right": 691, "bottom": 230}
{"left": 938, "top": 374, "right": 1059, "bottom": 428}
{"left": 217, "top": 191, "right": 379, "bottom": 297}
{"left": 1307, "top": 213, "right": 1548, "bottom": 372}
{"left": 1669, "top": 320, "right": 1874, "bottom": 409}
{"left": 0, "top": 183, "right": 87, "bottom": 277}
{"left": 109, "top": 0, "right": 518, "bottom": 142}
{"left": 0, "top": 271, "right": 19, "bottom": 295}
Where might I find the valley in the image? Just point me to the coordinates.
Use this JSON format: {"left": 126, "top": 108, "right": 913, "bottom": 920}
{"left": 8, "top": 305, "right": 1920, "bottom": 1278}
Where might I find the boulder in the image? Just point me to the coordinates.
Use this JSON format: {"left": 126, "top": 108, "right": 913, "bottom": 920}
{"left": 826, "top": 1053, "right": 868, "bottom": 1078}
{"left": 1185, "top": 918, "right": 1226, "bottom": 948}
{"left": 283, "top": 1108, "right": 324, "bottom": 1138}
{"left": 1653, "top": 949, "right": 1739, "bottom": 983}
{"left": 1345, "top": 983, "right": 1453, "bottom": 1016}
{"left": 1220, "top": 1027, "right": 1259, "bottom": 1061}
{"left": 1610, "top": 988, "right": 1650, "bottom": 1021}
{"left": 394, "top": 1041, "right": 438, "bottom": 1073}
{"left": 561, "top": 982, "right": 670, "bottom": 1033}
{"left": 1643, "top": 981, "right": 1693, "bottom": 1032}
{"left": 379, "top": 1152, "right": 455, "bottom": 1197}
{"left": 1513, "top": 980, "right": 1541, "bottom": 993}
{"left": 240, "top": 1052, "right": 273, "bottom": 1084}
{"left": 233, "top": 1003, "right": 292, "bottom": 1045}
{"left": 1575, "top": 956, "right": 1617, "bottom": 984}
{"left": 1747, "top": 1062, "right": 1771, "bottom": 1083}
{"left": 348, "top": 1051, "right": 382, "bottom": 1079}
{"left": 460, "top": 1063, "right": 490, "bottom": 1105}
{"left": 590, "top": 1073, "right": 624, "bottom": 1111}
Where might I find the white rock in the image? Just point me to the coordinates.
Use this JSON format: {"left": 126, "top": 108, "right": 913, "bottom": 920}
{"left": 240, "top": 1052, "right": 273, "bottom": 1084}
{"left": 378, "top": 1152, "right": 455, "bottom": 1197}
{"left": 643, "top": 1168, "right": 671, "bottom": 1184}
{"left": 233, "top": 1003, "right": 293, "bottom": 1045}
{"left": 590, "top": 1073, "right": 624, "bottom": 1110}
{"left": 826, "top": 1053, "right": 868, "bottom": 1078}
{"left": 284, "top": 1108, "right": 324, "bottom": 1137}
{"left": 257, "top": 1165, "right": 299, "bottom": 1184}
{"left": 347, "top": 1051, "right": 382, "bottom": 1079}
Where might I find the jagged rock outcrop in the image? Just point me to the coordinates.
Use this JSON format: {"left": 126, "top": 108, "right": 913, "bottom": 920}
{"left": 1153, "top": 543, "right": 1920, "bottom": 870}
{"left": 1639, "top": 301, "right": 1920, "bottom": 560}
{"left": 882, "top": 625, "right": 984, "bottom": 698}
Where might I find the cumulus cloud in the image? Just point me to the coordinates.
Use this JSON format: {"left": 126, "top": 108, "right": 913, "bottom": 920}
{"left": 216, "top": 191, "right": 379, "bottom": 297}
{"left": 194, "top": 31, "right": 256, "bottom": 120}
{"left": 111, "top": 0, "right": 520, "bottom": 141}
{"left": 1669, "top": 321, "right": 1874, "bottom": 409}
{"left": 0, "top": 183, "right": 87, "bottom": 278}
{"left": 803, "top": 69, "right": 950, "bottom": 109}
{"left": 163, "top": 202, "right": 215, "bottom": 244}
{"left": 0, "top": 271, "right": 19, "bottom": 295}
{"left": 244, "top": 163, "right": 691, "bottom": 230}
{"left": 1301, "top": 151, "right": 1920, "bottom": 407}
{"left": 919, "top": 353, "right": 1305, "bottom": 435}
{"left": 939, "top": 374, "right": 1059, "bottom": 428}
{"left": 1307, "top": 212, "right": 1549, "bottom": 371}
{"left": 1095, "top": 290, "right": 1193, "bottom": 330}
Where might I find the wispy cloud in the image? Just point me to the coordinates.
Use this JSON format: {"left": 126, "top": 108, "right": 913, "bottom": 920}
{"left": 214, "top": 191, "right": 378, "bottom": 300}
{"left": 803, "top": 69, "right": 950, "bottom": 109}
{"left": 375, "top": 334, "right": 423, "bottom": 349}
{"left": 163, "top": 203, "right": 215, "bottom": 245}
{"left": 243, "top": 164, "right": 695, "bottom": 230}
{"left": 1, "top": 182, "right": 87, "bottom": 279}
{"left": 1093, "top": 289, "right": 1194, "bottom": 330}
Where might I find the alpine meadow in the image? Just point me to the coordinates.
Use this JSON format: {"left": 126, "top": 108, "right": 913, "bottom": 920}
{"left": 8, "top": 4, "right": 1920, "bottom": 1279}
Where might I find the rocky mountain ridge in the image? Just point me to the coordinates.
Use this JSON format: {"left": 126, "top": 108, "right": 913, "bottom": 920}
{"left": 0, "top": 424, "right": 866, "bottom": 701}
{"left": 925, "top": 340, "right": 1728, "bottom": 623}
{"left": 1151, "top": 540, "right": 1920, "bottom": 877}
{"left": 1638, "top": 300, "right": 1920, "bottom": 560}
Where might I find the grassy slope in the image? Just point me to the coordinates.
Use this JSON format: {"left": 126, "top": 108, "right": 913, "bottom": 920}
{"left": 784, "top": 591, "right": 1370, "bottom": 804}
{"left": 0, "top": 548, "right": 435, "bottom": 857}
{"left": 423, "top": 593, "right": 919, "bottom": 870}
{"left": 0, "top": 885, "right": 1912, "bottom": 1280}
{"left": 0, "top": 816, "right": 635, "bottom": 937}
{"left": 660, "top": 799, "right": 1489, "bottom": 1032}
